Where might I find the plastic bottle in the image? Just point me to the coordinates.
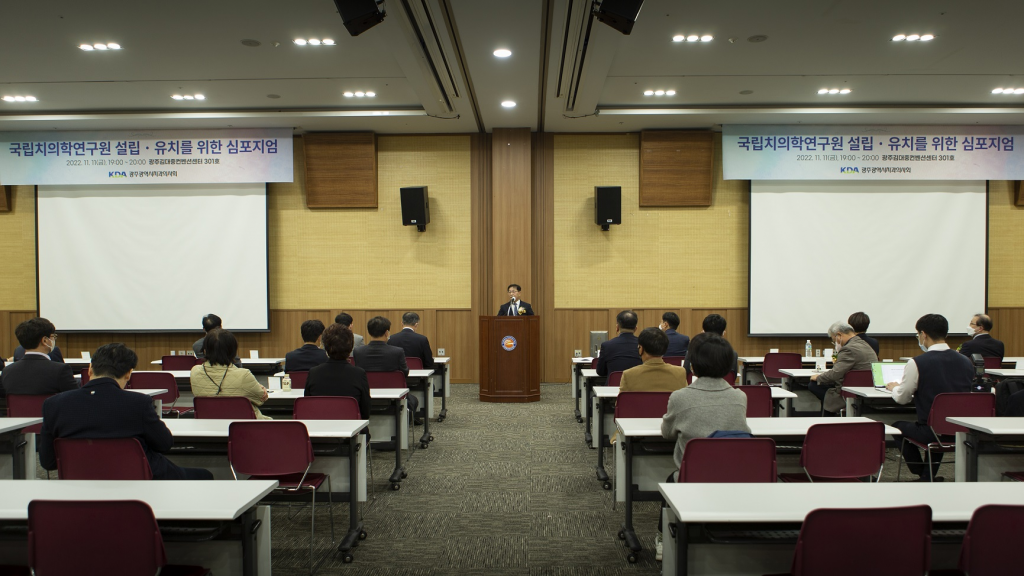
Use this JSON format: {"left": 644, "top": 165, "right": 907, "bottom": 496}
{"left": 805, "top": 340, "right": 812, "bottom": 358}
{"left": 282, "top": 375, "right": 292, "bottom": 392}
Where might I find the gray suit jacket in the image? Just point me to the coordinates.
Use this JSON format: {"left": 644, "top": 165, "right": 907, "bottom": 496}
{"left": 353, "top": 333, "right": 365, "bottom": 348}
{"left": 352, "top": 341, "right": 408, "bottom": 376}
{"left": 815, "top": 335, "right": 878, "bottom": 387}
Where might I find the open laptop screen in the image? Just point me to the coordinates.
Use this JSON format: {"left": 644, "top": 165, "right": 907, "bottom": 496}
{"left": 871, "top": 362, "right": 907, "bottom": 388}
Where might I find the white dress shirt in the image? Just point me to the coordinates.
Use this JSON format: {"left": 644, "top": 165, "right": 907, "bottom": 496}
{"left": 509, "top": 299, "right": 520, "bottom": 316}
{"left": 891, "top": 343, "right": 950, "bottom": 404}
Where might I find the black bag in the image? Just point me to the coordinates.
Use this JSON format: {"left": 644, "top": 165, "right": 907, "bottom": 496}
{"left": 995, "top": 378, "right": 1024, "bottom": 416}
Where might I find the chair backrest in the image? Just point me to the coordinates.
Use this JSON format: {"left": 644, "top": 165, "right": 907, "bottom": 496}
{"left": 591, "top": 357, "right": 599, "bottom": 369}
{"left": 679, "top": 438, "right": 777, "bottom": 482}
{"left": 663, "top": 356, "right": 684, "bottom": 366}
{"left": 286, "top": 370, "right": 309, "bottom": 389}
{"left": 54, "top": 437, "right": 153, "bottom": 480}
{"left": 686, "top": 371, "right": 693, "bottom": 385}
{"left": 929, "top": 392, "right": 996, "bottom": 436}
{"left": 126, "top": 371, "right": 179, "bottom": 405}
{"left": 724, "top": 371, "right": 737, "bottom": 386}
{"left": 367, "top": 370, "right": 408, "bottom": 389}
{"left": 737, "top": 386, "right": 773, "bottom": 418}
{"left": 791, "top": 505, "right": 931, "bottom": 576}
{"left": 228, "top": 421, "right": 313, "bottom": 477}
{"left": 293, "top": 396, "right": 362, "bottom": 420}
{"left": 983, "top": 356, "right": 1004, "bottom": 369}
{"left": 843, "top": 369, "right": 873, "bottom": 387}
{"left": 28, "top": 499, "right": 167, "bottom": 576}
{"left": 7, "top": 394, "right": 54, "bottom": 434}
{"left": 406, "top": 357, "right": 423, "bottom": 370}
{"left": 606, "top": 371, "right": 624, "bottom": 387}
{"left": 347, "top": 356, "right": 355, "bottom": 365}
{"left": 193, "top": 396, "right": 256, "bottom": 419}
{"left": 801, "top": 422, "right": 885, "bottom": 480}
{"left": 80, "top": 367, "right": 90, "bottom": 385}
{"left": 161, "top": 355, "right": 201, "bottom": 370}
{"left": 614, "top": 391, "right": 672, "bottom": 419}
{"left": 763, "top": 352, "right": 803, "bottom": 379}
{"left": 959, "top": 504, "right": 1024, "bottom": 576}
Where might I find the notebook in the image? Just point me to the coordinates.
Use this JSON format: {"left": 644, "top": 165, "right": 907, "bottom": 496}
{"left": 871, "top": 362, "right": 906, "bottom": 388}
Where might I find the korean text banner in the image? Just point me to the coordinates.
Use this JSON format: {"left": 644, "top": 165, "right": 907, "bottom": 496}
{"left": 723, "top": 125, "right": 1024, "bottom": 180}
{"left": 0, "top": 128, "right": 293, "bottom": 185}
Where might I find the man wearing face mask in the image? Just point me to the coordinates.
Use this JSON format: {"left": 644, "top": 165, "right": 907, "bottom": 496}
{"left": 1, "top": 318, "right": 76, "bottom": 398}
{"left": 887, "top": 314, "right": 973, "bottom": 481}
{"left": 958, "top": 313, "right": 1004, "bottom": 360}
{"left": 659, "top": 312, "right": 689, "bottom": 358}
{"left": 808, "top": 321, "right": 878, "bottom": 413}
{"left": 284, "top": 319, "right": 329, "bottom": 372}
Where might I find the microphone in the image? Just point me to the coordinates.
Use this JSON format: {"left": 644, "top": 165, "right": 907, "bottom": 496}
{"left": 509, "top": 296, "right": 516, "bottom": 316}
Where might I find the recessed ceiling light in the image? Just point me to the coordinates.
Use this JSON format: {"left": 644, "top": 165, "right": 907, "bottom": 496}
{"left": 322, "top": 39, "right": 335, "bottom": 45}
{"left": 14, "top": 96, "right": 26, "bottom": 102}
{"left": 993, "top": 88, "right": 1005, "bottom": 94}
{"left": 171, "top": 95, "right": 184, "bottom": 100}
{"left": 107, "top": 43, "right": 120, "bottom": 49}
{"left": 665, "top": 90, "right": 676, "bottom": 96}
{"left": 493, "top": 48, "right": 512, "bottom": 58}
{"left": 79, "top": 44, "right": 94, "bottom": 51}
{"left": 94, "top": 43, "right": 107, "bottom": 50}
{"left": 818, "top": 88, "right": 829, "bottom": 94}
{"left": 501, "top": 100, "right": 516, "bottom": 108}
{"left": 643, "top": 90, "right": 654, "bottom": 96}
{"left": 686, "top": 35, "right": 699, "bottom": 42}
{"left": 311, "top": 39, "right": 323, "bottom": 45}
{"left": 3, "top": 95, "right": 37, "bottom": 102}
{"left": 839, "top": 88, "right": 851, "bottom": 94}
{"left": 920, "top": 34, "right": 934, "bottom": 41}
{"left": 892, "top": 34, "right": 906, "bottom": 41}
{"left": 818, "top": 88, "right": 851, "bottom": 95}
{"left": 293, "top": 38, "right": 333, "bottom": 47}
{"left": 355, "top": 91, "right": 365, "bottom": 97}
{"left": 183, "top": 95, "right": 194, "bottom": 100}
{"left": 365, "top": 91, "right": 375, "bottom": 97}
{"left": 700, "top": 35, "right": 713, "bottom": 42}
{"left": 293, "top": 39, "right": 307, "bottom": 45}
{"left": 343, "top": 92, "right": 354, "bottom": 97}
{"left": 672, "top": 35, "right": 684, "bottom": 42}
{"left": 194, "top": 94, "right": 205, "bottom": 100}
{"left": 1016, "top": 88, "right": 1024, "bottom": 95}
{"left": 655, "top": 90, "right": 665, "bottom": 95}
{"left": 828, "top": 89, "right": 840, "bottom": 94}
{"left": 906, "top": 34, "right": 920, "bottom": 41}
{"left": 25, "top": 96, "right": 37, "bottom": 102}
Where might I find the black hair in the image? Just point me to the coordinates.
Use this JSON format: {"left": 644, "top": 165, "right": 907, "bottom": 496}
{"left": 322, "top": 324, "right": 355, "bottom": 361}
{"left": 335, "top": 312, "right": 353, "bottom": 328}
{"left": 616, "top": 310, "right": 638, "bottom": 331}
{"left": 689, "top": 333, "right": 734, "bottom": 379}
{"left": 203, "top": 329, "right": 239, "bottom": 366}
{"left": 915, "top": 314, "right": 949, "bottom": 341}
{"left": 975, "top": 314, "right": 993, "bottom": 331}
{"left": 300, "top": 319, "right": 325, "bottom": 343}
{"left": 367, "top": 316, "right": 391, "bottom": 338}
{"left": 702, "top": 313, "right": 727, "bottom": 335}
{"left": 202, "top": 313, "right": 223, "bottom": 332}
{"left": 637, "top": 327, "right": 669, "bottom": 357}
{"left": 507, "top": 284, "right": 522, "bottom": 292}
{"left": 15, "top": 317, "right": 55, "bottom": 350}
{"left": 661, "top": 311, "right": 680, "bottom": 330}
{"left": 402, "top": 312, "right": 420, "bottom": 326}
{"left": 848, "top": 312, "right": 870, "bottom": 333}
{"left": 90, "top": 343, "right": 138, "bottom": 380}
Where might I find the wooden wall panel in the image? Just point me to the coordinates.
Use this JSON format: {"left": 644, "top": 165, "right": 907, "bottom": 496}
{"left": 989, "top": 180, "right": 1024, "bottom": 306}
{"left": 302, "top": 133, "right": 377, "bottom": 208}
{"left": 491, "top": 128, "right": 533, "bottom": 310}
{"left": 0, "top": 186, "right": 36, "bottom": 310}
{"left": 0, "top": 185, "right": 11, "bottom": 212}
{"left": 639, "top": 131, "right": 714, "bottom": 207}
{"left": 532, "top": 133, "right": 558, "bottom": 385}
{"left": 469, "top": 133, "right": 492, "bottom": 381}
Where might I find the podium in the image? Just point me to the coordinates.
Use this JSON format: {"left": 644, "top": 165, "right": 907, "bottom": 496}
{"left": 478, "top": 315, "right": 540, "bottom": 403}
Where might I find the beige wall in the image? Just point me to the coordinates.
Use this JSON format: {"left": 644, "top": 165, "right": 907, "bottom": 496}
{"left": 988, "top": 179, "right": 1024, "bottom": 307}
{"left": 0, "top": 185, "right": 37, "bottom": 310}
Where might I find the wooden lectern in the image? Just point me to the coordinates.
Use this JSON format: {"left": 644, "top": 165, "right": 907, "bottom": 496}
{"left": 478, "top": 315, "right": 540, "bottom": 402}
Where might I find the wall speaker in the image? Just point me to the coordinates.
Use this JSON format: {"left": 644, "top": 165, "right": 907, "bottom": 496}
{"left": 400, "top": 186, "right": 430, "bottom": 232}
{"left": 594, "top": 186, "right": 621, "bottom": 231}
{"left": 334, "top": 0, "right": 387, "bottom": 37}
{"left": 593, "top": 0, "right": 645, "bottom": 35}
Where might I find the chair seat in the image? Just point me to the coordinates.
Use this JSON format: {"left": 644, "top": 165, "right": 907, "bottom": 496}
{"left": 248, "top": 472, "right": 328, "bottom": 492}
{"left": 163, "top": 406, "right": 195, "bottom": 418}
{"left": 161, "top": 565, "right": 211, "bottom": 576}
{"left": 1003, "top": 471, "right": 1024, "bottom": 482}
{"left": 905, "top": 437, "right": 955, "bottom": 453}
{"left": 778, "top": 473, "right": 868, "bottom": 483}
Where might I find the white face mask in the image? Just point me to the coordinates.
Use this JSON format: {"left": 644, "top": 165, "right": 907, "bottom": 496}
{"left": 967, "top": 325, "right": 976, "bottom": 335}
{"left": 833, "top": 339, "right": 842, "bottom": 352}
{"left": 918, "top": 334, "right": 928, "bottom": 352}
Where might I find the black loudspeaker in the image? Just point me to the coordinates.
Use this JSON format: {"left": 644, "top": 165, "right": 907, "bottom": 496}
{"left": 593, "top": 0, "right": 645, "bottom": 35}
{"left": 400, "top": 186, "right": 430, "bottom": 232}
{"left": 594, "top": 186, "right": 621, "bottom": 231}
{"left": 333, "top": 0, "right": 387, "bottom": 37}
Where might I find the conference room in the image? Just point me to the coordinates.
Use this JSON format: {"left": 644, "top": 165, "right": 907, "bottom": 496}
{"left": 3, "top": 0, "right": 1024, "bottom": 574}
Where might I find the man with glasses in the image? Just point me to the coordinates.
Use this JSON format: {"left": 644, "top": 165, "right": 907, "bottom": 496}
{"left": 1, "top": 318, "right": 76, "bottom": 397}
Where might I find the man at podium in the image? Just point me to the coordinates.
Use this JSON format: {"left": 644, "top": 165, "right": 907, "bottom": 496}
{"left": 497, "top": 284, "right": 534, "bottom": 316}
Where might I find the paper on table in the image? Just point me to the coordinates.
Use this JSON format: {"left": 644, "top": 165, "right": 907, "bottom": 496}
{"left": 268, "top": 376, "right": 281, "bottom": 390}
{"left": 249, "top": 350, "right": 259, "bottom": 359}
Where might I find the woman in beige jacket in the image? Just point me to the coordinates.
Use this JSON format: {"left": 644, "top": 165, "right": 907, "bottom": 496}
{"left": 190, "top": 329, "right": 271, "bottom": 420}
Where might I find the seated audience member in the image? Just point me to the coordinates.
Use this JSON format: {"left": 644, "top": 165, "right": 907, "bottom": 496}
{"left": 1, "top": 318, "right": 76, "bottom": 398}
{"left": 388, "top": 312, "right": 435, "bottom": 370}
{"left": 354, "top": 316, "right": 419, "bottom": 421}
{"left": 284, "top": 319, "right": 329, "bottom": 372}
{"left": 596, "top": 310, "right": 643, "bottom": 377}
{"left": 190, "top": 329, "right": 271, "bottom": 420}
{"left": 305, "top": 324, "right": 371, "bottom": 423}
{"left": 959, "top": 313, "right": 1004, "bottom": 360}
{"left": 39, "top": 343, "right": 212, "bottom": 480}
{"left": 808, "top": 321, "right": 878, "bottom": 412}
{"left": 335, "top": 312, "right": 365, "bottom": 348}
{"left": 619, "top": 327, "right": 688, "bottom": 392}
{"left": 11, "top": 317, "right": 65, "bottom": 363}
{"left": 192, "top": 313, "right": 241, "bottom": 367}
{"left": 848, "top": 311, "right": 880, "bottom": 356}
{"left": 886, "top": 314, "right": 973, "bottom": 481}
{"left": 659, "top": 312, "right": 689, "bottom": 358}
{"left": 683, "top": 314, "right": 739, "bottom": 378}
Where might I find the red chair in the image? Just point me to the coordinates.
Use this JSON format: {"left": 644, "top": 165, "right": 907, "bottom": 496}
{"left": 686, "top": 371, "right": 693, "bottom": 385}
{"left": 614, "top": 392, "right": 671, "bottom": 419}
{"left": 54, "top": 438, "right": 152, "bottom": 480}
{"left": 28, "top": 500, "right": 209, "bottom": 576}
{"left": 679, "top": 438, "right": 777, "bottom": 482}
{"left": 80, "top": 367, "right": 90, "bottom": 385}
{"left": 934, "top": 504, "right": 1024, "bottom": 576}
{"left": 7, "top": 394, "right": 53, "bottom": 434}
{"left": 779, "top": 422, "right": 886, "bottom": 482}
{"left": 897, "top": 392, "right": 996, "bottom": 482}
{"left": 128, "top": 372, "right": 192, "bottom": 418}
{"left": 192, "top": 396, "right": 256, "bottom": 420}
{"left": 842, "top": 369, "right": 873, "bottom": 387}
{"left": 591, "top": 357, "right": 599, "bottom": 370}
{"left": 367, "top": 371, "right": 407, "bottom": 389}
{"left": 663, "top": 356, "right": 684, "bottom": 366}
{"left": 161, "top": 355, "right": 203, "bottom": 370}
{"left": 738, "top": 386, "right": 773, "bottom": 418}
{"left": 228, "top": 421, "right": 334, "bottom": 571}
{"left": 1003, "top": 471, "right": 1024, "bottom": 482}
{"left": 406, "top": 357, "right": 423, "bottom": 370}
{"left": 762, "top": 352, "right": 803, "bottom": 385}
{"left": 286, "top": 370, "right": 309, "bottom": 390}
{"left": 294, "top": 396, "right": 362, "bottom": 420}
{"left": 773, "top": 505, "right": 932, "bottom": 576}
{"left": 983, "top": 357, "right": 1004, "bottom": 369}
{"left": 606, "top": 371, "right": 623, "bottom": 387}
{"left": 724, "top": 371, "right": 737, "bottom": 386}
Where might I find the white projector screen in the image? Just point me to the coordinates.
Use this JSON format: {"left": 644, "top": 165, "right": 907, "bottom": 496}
{"left": 37, "top": 183, "right": 269, "bottom": 332}
{"left": 749, "top": 180, "right": 987, "bottom": 336}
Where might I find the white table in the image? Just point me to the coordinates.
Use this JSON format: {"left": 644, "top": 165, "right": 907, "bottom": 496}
{"left": 152, "top": 358, "right": 285, "bottom": 372}
{"left": 62, "top": 357, "right": 91, "bottom": 367}
{"left": 0, "top": 418, "right": 42, "bottom": 480}
{"left": 947, "top": 416, "right": 1024, "bottom": 482}
{"left": 904, "top": 356, "right": 1024, "bottom": 365}
{"left": 839, "top": 386, "right": 903, "bottom": 417}
{"left": 0, "top": 479, "right": 277, "bottom": 575}
{"left": 659, "top": 482, "right": 1024, "bottom": 576}
{"left": 432, "top": 357, "right": 452, "bottom": 421}
{"left": 776, "top": 368, "right": 821, "bottom": 416}
{"left": 570, "top": 357, "right": 593, "bottom": 422}
{"left": 580, "top": 368, "right": 601, "bottom": 446}
{"left": 985, "top": 368, "right": 1024, "bottom": 378}
{"left": 738, "top": 356, "right": 829, "bottom": 386}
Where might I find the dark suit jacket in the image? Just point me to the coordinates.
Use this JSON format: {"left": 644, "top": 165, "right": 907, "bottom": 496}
{"left": 856, "top": 334, "right": 880, "bottom": 356}
{"left": 13, "top": 346, "right": 64, "bottom": 363}
{"left": 497, "top": 301, "right": 535, "bottom": 316}
{"left": 596, "top": 332, "right": 642, "bottom": 376}
{"left": 353, "top": 341, "right": 409, "bottom": 376}
{"left": 388, "top": 328, "right": 434, "bottom": 369}
{"left": 664, "top": 329, "right": 690, "bottom": 358}
{"left": 305, "top": 360, "right": 372, "bottom": 423}
{"left": 285, "top": 343, "right": 329, "bottom": 372}
{"left": 960, "top": 334, "right": 1005, "bottom": 360}
{"left": 38, "top": 378, "right": 186, "bottom": 480}
{"left": 0, "top": 354, "right": 77, "bottom": 398}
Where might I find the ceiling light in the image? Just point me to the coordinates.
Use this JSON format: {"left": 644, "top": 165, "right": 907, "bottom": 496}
{"left": 343, "top": 92, "right": 354, "bottom": 97}
{"left": 1, "top": 96, "right": 12, "bottom": 102}
{"left": 170, "top": 94, "right": 205, "bottom": 101}
{"left": 644, "top": 90, "right": 654, "bottom": 96}
{"left": 183, "top": 95, "right": 194, "bottom": 100}
{"left": 828, "top": 89, "right": 839, "bottom": 94}
{"left": 14, "top": 96, "right": 26, "bottom": 102}
{"left": 107, "top": 43, "right": 120, "bottom": 49}
{"left": 309, "top": 39, "right": 321, "bottom": 45}
{"left": 1016, "top": 89, "right": 1024, "bottom": 95}
{"left": 322, "top": 39, "right": 335, "bottom": 45}
{"left": 665, "top": 90, "right": 676, "bottom": 96}
{"left": 818, "top": 88, "right": 851, "bottom": 95}
{"left": 79, "top": 44, "right": 94, "bottom": 51}
{"left": 171, "top": 95, "right": 184, "bottom": 100}
{"left": 920, "top": 34, "right": 934, "bottom": 41}
{"left": 818, "top": 88, "right": 829, "bottom": 94}
{"left": 839, "top": 88, "right": 851, "bottom": 94}
{"left": 194, "top": 94, "right": 205, "bottom": 100}
{"left": 906, "top": 34, "right": 920, "bottom": 41}
{"left": 294, "top": 38, "right": 333, "bottom": 47}
{"left": 94, "top": 43, "right": 107, "bottom": 50}
{"left": 1, "top": 96, "right": 35, "bottom": 102}
{"left": 493, "top": 48, "right": 512, "bottom": 57}
{"left": 992, "top": 88, "right": 1004, "bottom": 94}
{"left": 700, "top": 35, "right": 713, "bottom": 42}
{"left": 25, "top": 96, "right": 37, "bottom": 101}
{"left": 672, "top": 35, "right": 684, "bottom": 42}
{"left": 365, "top": 91, "right": 375, "bottom": 97}
{"left": 355, "top": 91, "right": 365, "bottom": 97}
{"left": 655, "top": 90, "right": 665, "bottom": 95}
{"left": 501, "top": 100, "right": 516, "bottom": 108}
{"left": 686, "top": 35, "right": 699, "bottom": 42}
{"left": 892, "top": 34, "right": 906, "bottom": 41}
{"left": 293, "top": 39, "right": 307, "bottom": 45}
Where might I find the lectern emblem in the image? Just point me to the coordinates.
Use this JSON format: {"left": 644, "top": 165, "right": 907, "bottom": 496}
{"left": 501, "top": 336, "right": 517, "bottom": 351}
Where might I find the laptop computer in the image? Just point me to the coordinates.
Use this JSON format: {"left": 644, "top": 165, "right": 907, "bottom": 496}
{"left": 871, "top": 362, "right": 906, "bottom": 388}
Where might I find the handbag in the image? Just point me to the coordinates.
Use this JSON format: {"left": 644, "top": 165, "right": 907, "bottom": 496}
{"left": 823, "top": 386, "right": 846, "bottom": 413}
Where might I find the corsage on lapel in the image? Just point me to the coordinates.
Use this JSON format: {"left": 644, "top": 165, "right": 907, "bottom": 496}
{"left": 518, "top": 307, "right": 526, "bottom": 315}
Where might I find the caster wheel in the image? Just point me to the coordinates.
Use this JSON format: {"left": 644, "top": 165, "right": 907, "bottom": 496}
{"left": 391, "top": 483, "right": 401, "bottom": 491}
{"left": 627, "top": 553, "right": 638, "bottom": 563}
{"left": 576, "top": 417, "right": 583, "bottom": 423}
{"left": 603, "top": 481, "right": 612, "bottom": 490}
{"left": 359, "top": 530, "right": 367, "bottom": 540}
{"left": 618, "top": 530, "right": 625, "bottom": 540}
{"left": 343, "top": 553, "right": 354, "bottom": 563}
{"left": 437, "top": 417, "right": 445, "bottom": 423}
{"left": 401, "top": 471, "right": 408, "bottom": 479}
{"left": 419, "top": 442, "right": 428, "bottom": 449}
{"left": 428, "top": 435, "right": 434, "bottom": 441}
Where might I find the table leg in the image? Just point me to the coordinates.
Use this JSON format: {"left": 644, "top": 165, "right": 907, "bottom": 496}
{"left": 418, "top": 379, "right": 433, "bottom": 448}
{"left": 781, "top": 376, "right": 793, "bottom": 418}
{"left": 11, "top": 432, "right": 27, "bottom": 480}
{"left": 595, "top": 396, "right": 609, "bottom": 488}
{"left": 844, "top": 395, "right": 859, "bottom": 418}
{"left": 241, "top": 506, "right": 259, "bottom": 576}
{"left": 573, "top": 363, "right": 582, "bottom": 423}
{"left": 437, "top": 364, "right": 448, "bottom": 422}
{"left": 619, "top": 436, "right": 641, "bottom": 561}
{"left": 675, "top": 521, "right": 688, "bottom": 576}
{"left": 584, "top": 378, "right": 594, "bottom": 446}
{"left": 962, "top": 430, "right": 979, "bottom": 482}
{"left": 337, "top": 435, "right": 365, "bottom": 560}
{"left": 388, "top": 398, "right": 405, "bottom": 489}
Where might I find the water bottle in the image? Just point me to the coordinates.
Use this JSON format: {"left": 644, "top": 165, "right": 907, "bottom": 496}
{"left": 282, "top": 375, "right": 292, "bottom": 392}
{"left": 805, "top": 340, "right": 812, "bottom": 359}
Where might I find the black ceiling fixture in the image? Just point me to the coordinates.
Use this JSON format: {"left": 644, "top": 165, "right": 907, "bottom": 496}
{"left": 334, "top": 0, "right": 387, "bottom": 37}
{"left": 593, "top": 0, "right": 645, "bottom": 35}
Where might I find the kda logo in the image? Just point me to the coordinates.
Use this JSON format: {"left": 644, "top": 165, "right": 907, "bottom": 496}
{"left": 839, "top": 167, "right": 859, "bottom": 174}
{"left": 108, "top": 171, "right": 127, "bottom": 178}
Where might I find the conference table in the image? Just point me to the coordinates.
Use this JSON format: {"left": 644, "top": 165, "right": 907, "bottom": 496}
{"left": 613, "top": 417, "right": 900, "bottom": 564}
{"left": 0, "top": 479, "right": 276, "bottom": 576}
{"left": 775, "top": 368, "right": 820, "bottom": 416}
{"left": 570, "top": 356, "right": 593, "bottom": 422}
{"left": 903, "top": 356, "right": 1024, "bottom": 367}
{"left": 738, "top": 356, "right": 831, "bottom": 387}
{"left": 985, "top": 368, "right": 1024, "bottom": 378}
{"left": 840, "top": 385, "right": 903, "bottom": 416}
{"left": 659, "top": 482, "right": 1024, "bottom": 576}
{"left": 0, "top": 418, "right": 42, "bottom": 480}
{"left": 947, "top": 416, "right": 1024, "bottom": 482}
